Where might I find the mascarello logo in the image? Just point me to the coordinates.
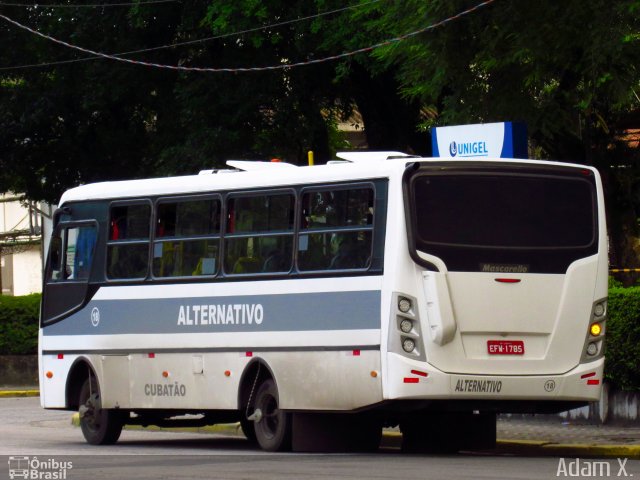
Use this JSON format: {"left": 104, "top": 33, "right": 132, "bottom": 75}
{"left": 449, "top": 141, "right": 458, "bottom": 157}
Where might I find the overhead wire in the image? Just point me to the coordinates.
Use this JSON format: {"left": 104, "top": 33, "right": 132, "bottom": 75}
{"left": 0, "top": 0, "right": 177, "bottom": 7}
{"left": 0, "top": 0, "right": 381, "bottom": 71}
{"left": 0, "top": 0, "right": 496, "bottom": 73}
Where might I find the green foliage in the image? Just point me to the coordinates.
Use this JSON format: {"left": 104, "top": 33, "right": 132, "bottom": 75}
{"left": 1, "top": 0, "right": 639, "bottom": 269}
{"left": 0, "top": 0, "right": 432, "bottom": 203}
{"left": 605, "top": 286, "right": 640, "bottom": 390}
{"left": 0, "top": 0, "right": 357, "bottom": 202}
{"left": 365, "top": 0, "right": 640, "bottom": 163}
{"left": 609, "top": 276, "right": 624, "bottom": 289}
{"left": 360, "top": 0, "right": 640, "bottom": 278}
{"left": 0, "top": 294, "right": 40, "bottom": 355}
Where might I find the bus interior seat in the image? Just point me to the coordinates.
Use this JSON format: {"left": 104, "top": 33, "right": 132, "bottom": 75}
{"left": 262, "top": 250, "right": 288, "bottom": 273}
{"left": 232, "top": 256, "right": 261, "bottom": 274}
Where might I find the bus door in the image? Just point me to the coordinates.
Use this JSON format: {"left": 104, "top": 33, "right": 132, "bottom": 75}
{"left": 42, "top": 221, "right": 98, "bottom": 324}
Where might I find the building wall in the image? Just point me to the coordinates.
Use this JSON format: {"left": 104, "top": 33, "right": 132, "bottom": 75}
{"left": 12, "top": 247, "right": 42, "bottom": 296}
{"left": 0, "top": 193, "right": 29, "bottom": 232}
{"left": 0, "top": 193, "right": 49, "bottom": 296}
{"left": 1, "top": 255, "right": 13, "bottom": 295}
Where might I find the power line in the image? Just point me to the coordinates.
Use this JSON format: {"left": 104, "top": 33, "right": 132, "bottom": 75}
{"left": 0, "top": 0, "right": 496, "bottom": 73}
{"left": 0, "top": 0, "right": 381, "bottom": 71}
{"left": 0, "top": 0, "right": 177, "bottom": 7}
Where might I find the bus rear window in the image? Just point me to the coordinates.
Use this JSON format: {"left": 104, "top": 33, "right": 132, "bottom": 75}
{"left": 407, "top": 170, "right": 598, "bottom": 273}
{"left": 413, "top": 174, "right": 595, "bottom": 249}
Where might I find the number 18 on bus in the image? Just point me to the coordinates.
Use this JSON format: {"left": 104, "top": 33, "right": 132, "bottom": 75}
{"left": 39, "top": 152, "right": 607, "bottom": 452}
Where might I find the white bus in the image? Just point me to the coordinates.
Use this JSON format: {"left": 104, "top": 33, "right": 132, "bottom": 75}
{"left": 39, "top": 152, "right": 608, "bottom": 452}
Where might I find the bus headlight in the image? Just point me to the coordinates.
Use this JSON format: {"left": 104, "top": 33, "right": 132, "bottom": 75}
{"left": 402, "top": 338, "right": 416, "bottom": 353}
{"left": 586, "top": 342, "right": 598, "bottom": 356}
{"left": 594, "top": 302, "right": 606, "bottom": 317}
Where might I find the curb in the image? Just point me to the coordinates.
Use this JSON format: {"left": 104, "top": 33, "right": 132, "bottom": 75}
{"left": 0, "top": 390, "right": 39, "bottom": 398}
{"left": 69, "top": 414, "right": 640, "bottom": 458}
{"left": 493, "top": 439, "right": 640, "bottom": 459}
{"left": 382, "top": 433, "right": 640, "bottom": 458}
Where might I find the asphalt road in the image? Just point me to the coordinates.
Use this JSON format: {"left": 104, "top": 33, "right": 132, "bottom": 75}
{"left": 1, "top": 397, "right": 638, "bottom": 480}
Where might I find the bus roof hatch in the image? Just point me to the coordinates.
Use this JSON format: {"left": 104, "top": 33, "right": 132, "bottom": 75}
{"left": 336, "top": 151, "right": 411, "bottom": 162}
{"left": 226, "top": 160, "right": 297, "bottom": 171}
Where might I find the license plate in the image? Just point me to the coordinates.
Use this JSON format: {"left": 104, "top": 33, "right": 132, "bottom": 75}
{"left": 487, "top": 340, "right": 524, "bottom": 355}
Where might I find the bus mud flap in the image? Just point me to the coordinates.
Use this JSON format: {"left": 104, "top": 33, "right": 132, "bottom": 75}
{"left": 291, "top": 413, "right": 382, "bottom": 453}
{"left": 401, "top": 412, "right": 496, "bottom": 453}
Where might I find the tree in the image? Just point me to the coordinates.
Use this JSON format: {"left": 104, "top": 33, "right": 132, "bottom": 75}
{"left": 359, "top": 0, "right": 640, "bottom": 277}
{"left": 0, "top": 1, "right": 353, "bottom": 201}
{"left": 0, "top": 1, "right": 183, "bottom": 202}
{"left": 0, "top": 0, "right": 431, "bottom": 202}
{"left": 1, "top": 0, "right": 639, "bottom": 276}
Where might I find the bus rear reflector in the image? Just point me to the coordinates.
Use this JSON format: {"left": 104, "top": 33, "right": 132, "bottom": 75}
{"left": 410, "top": 369, "right": 428, "bottom": 377}
{"left": 495, "top": 278, "right": 521, "bottom": 283}
{"left": 587, "top": 379, "right": 600, "bottom": 385}
{"left": 57, "top": 354, "right": 64, "bottom": 359}
{"left": 246, "top": 352, "right": 253, "bottom": 357}
{"left": 148, "top": 353, "right": 155, "bottom": 358}
{"left": 403, "top": 377, "right": 419, "bottom": 384}
{"left": 352, "top": 349, "right": 361, "bottom": 356}
{"left": 581, "top": 372, "right": 596, "bottom": 379}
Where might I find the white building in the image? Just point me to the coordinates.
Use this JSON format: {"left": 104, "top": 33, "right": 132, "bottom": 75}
{"left": 0, "top": 193, "right": 52, "bottom": 296}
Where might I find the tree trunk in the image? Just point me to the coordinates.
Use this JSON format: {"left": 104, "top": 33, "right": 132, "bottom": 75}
{"left": 346, "top": 65, "right": 430, "bottom": 155}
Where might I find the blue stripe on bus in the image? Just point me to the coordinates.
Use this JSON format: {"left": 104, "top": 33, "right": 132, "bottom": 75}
{"left": 42, "top": 290, "right": 381, "bottom": 336}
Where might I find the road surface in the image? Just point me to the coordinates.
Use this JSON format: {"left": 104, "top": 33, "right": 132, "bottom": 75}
{"left": 1, "top": 397, "right": 637, "bottom": 480}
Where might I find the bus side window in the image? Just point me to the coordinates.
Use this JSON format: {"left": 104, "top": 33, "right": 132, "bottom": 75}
{"left": 71, "top": 226, "right": 97, "bottom": 280}
{"left": 224, "top": 193, "right": 294, "bottom": 275}
{"left": 298, "top": 186, "right": 374, "bottom": 272}
{"left": 48, "top": 225, "right": 97, "bottom": 281}
{"left": 153, "top": 197, "right": 221, "bottom": 278}
{"left": 48, "top": 235, "right": 64, "bottom": 280}
{"left": 107, "top": 203, "right": 151, "bottom": 280}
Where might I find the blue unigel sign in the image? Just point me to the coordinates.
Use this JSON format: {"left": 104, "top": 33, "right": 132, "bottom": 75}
{"left": 431, "top": 122, "right": 527, "bottom": 159}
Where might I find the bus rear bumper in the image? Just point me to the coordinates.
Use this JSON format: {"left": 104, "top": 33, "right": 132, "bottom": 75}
{"left": 386, "top": 353, "right": 604, "bottom": 404}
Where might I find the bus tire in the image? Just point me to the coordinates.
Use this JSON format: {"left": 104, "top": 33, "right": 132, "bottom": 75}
{"left": 253, "top": 379, "right": 291, "bottom": 452}
{"left": 78, "top": 377, "right": 123, "bottom": 445}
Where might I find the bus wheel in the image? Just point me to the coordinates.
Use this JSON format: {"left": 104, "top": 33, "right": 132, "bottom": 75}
{"left": 253, "top": 379, "right": 291, "bottom": 451}
{"left": 78, "top": 377, "right": 123, "bottom": 445}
